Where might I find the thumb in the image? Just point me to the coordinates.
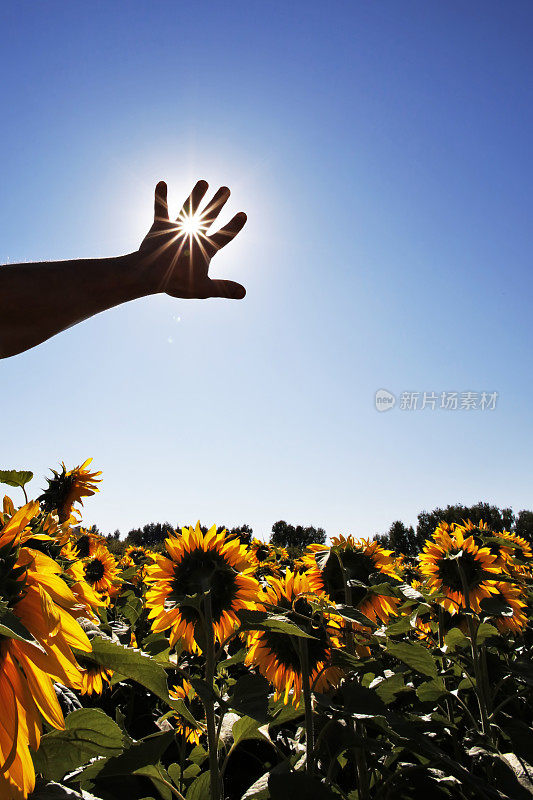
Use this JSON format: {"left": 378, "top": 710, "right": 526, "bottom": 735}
{"left": 208, "top": 279, "right": 246, "bottom": 300}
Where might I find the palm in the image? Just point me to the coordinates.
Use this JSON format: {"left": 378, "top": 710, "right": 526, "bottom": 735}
{"left": 139, "top": 180, "right": 247, "bottom": 299}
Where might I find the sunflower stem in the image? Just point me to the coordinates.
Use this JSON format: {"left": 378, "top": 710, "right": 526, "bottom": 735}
{"left": 455, "top": 559, "right": 492, "bottom": 742}
{"left": 203, "top": 591, "right": 221, "bottom": 800}
{"left": 337, "top": 550, "right": 370, "bottom": 797}
{"left": 298, "top": 636, "right": 315, "bottom": 776}
{"left": 437, "top": 606, "right": 460, "bottom": 756}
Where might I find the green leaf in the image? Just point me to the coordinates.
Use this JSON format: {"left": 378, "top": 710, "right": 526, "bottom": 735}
{"left": 329, "top": 647, "right": 362, "bottom": 671}
{"left": 340, "top": 682, "right": 387, "bottom": 717}
{"left": 480, "top": 596, "right": 514, "bottom": 617}
{"left": 0, "top": 469, "right": 33, "bottom": 489}
{"left": 75, "top": 731, "right": 175, "bottom": 783}
{"left": 76, "top": 638, "right": 171, "bottom": 705}
{"left": 186, "top": 771, "right": 211, "bottom": 800}
{"left": 117, "top": 591, "right": 143, "bottom": 626}
{"left": 386, "top": 640, "right": 438, "bottom": 678}
{"left": 232, "top": 716, "right": 270, "bottom": 747}
{"left": 217, "top": 647, "right": 246, "bottom": 671}
{"left": 269, "top": 772, "right": 338, "bottom": 800}
{"left": 168, "top": 763, "right": 182, "bottom": 786}
{"left": 237, "top": 610, "right": 317, "bottom": 639}
{"left": 501, "top": 715, "right": 533, "bottom": 764}
{"left": 182, "top": 764, "right": 201, "bottom": 780}
{"left": 374, "top": 673, "right": 411, "bottom": 704}
{"left": 32, "top": 709, "right": 125, "bottom": 781}
{"left": 368, "top": 582, "right": 399, "bottom": 597}
{"left": 443, "top": 627, "right": 469, "bottom": 652}
{"left": 227, "top": 673, "right": 271, "bottom": 721}
{"left": 134, "top": 765, "right": 172, "bottom": 800}
{"left": 476, "top": 623, "right": 499, "bottom": 643}
{"left": 188, "top": 745, "right": 209, "bottom": 766}
{"left": 416, "top": 679, "right": 448, "bottom": 702}
{"left": 268, "top": 701, "right": 304, "bottom": 728}
{"left": 386, "top": 615, "right": 413, "bottom": 636}
{"left": 334, "top": 604, "right": 376, "bottom": 627}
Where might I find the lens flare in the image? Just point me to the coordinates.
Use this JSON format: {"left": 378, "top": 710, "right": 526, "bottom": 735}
{"left": 178, "top": 213, "right": 203, "bottom": 237}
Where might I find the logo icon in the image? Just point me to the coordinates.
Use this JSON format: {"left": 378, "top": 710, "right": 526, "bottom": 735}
{"left": 375, "top": 389, "right": 396, "bottom": 412}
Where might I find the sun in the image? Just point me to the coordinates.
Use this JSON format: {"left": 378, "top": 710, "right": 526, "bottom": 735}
{"left": 178, "top": 212, "right": 204, "bottom": 237}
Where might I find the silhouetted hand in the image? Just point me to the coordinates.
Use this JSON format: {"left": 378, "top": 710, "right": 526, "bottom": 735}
{"left": 138, "top": 180, "right": 247, "bottom": 299}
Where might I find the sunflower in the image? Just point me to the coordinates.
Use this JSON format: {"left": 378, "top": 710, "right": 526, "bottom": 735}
{"left": 121, "top": 545, "right": 151, "bottom": 569}
{"left": 245, "top": 570, "right": 343, "bottom": 705}
{"left": 169, "top": 680, "right": 206, "bottom": 744}
{"left": 458, "top": 520, "right": 518, "bottom": 572}
{"left": 302, "top": 535, "right": 402, "bottom": 625}
{"left": 78, "top": 658, "right": 113, "bottom": 696}
{"left": 66, "top": 544, "right": 120, "bottom": 611}
{"left": 485, "top": 581, "right": 528, "bottom": 634}
{"left": 249, "top": 540, "right": 287, "bottom": 580}
{"left": 145, "top": 523, "right": 259, "bottom": 653}
{"left": 0, "top": 500, "right": 91, "bottom": 799}
{"left": 419, "top": 523, "right": 500, "bottom": 614}
{"left": 495, "top": 531, "right": 533, "bottom": 579}
{"left": 39, "top": 459, "right": 102, "bottom": 522}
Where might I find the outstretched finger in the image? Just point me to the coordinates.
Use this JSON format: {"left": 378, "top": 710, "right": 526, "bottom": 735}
{"left": 208, "top": 279, "right": 246, "bottom": 299}
{"left": 154, "top": 181, "right": 169, "bottom": 221}
{"left": 177, "top": 179, "right": 209, "bottom": 222}
{"left": 209, "top": 212, "right": 247, "bottom": 251}
{"left": 200, "top": 186, "right": 231, "bottom": 230}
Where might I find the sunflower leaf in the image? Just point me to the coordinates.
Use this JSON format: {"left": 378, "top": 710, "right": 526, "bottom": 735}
{"left": 385, "top": 640, "right": 438, "bottom": 678}
{"left": 476, "top": 623, "right": 499, "bottom": 644}
{"left": 334, "top": 604, "right": 376, "bottom": 627}
{"left": 74, "top": 637, "right": 193, "bottom": 718}
{"left": 186, "top": 770, "right": 211, "bottom": 800}
{"left": 134, "top": 764, "right": 173, "bottom": 800}
{"left": 416, "top": 678, "right": 448, "bottom": 702}
{"left": 443, "top": 627, "right": 469, "bottom": 652}
{"left": 74, "top": 731, "right": 175, "bottom": 783}
{"left": 227, "top": 673, "right": 271, "bottom": 721}
{"left": 0, "top": 469, "right": 33, "bottom": 489}
{"left": 232, "top": 715, "right": 270, "bottom": 747}
{"left": 32, "top": 708, "right": 126, "bottom": 781}
{"left": 236, "top": 610, "right": 318, "bottom": 639}
{"left": 480, "top": 596, "right": 514, "bottom": 618}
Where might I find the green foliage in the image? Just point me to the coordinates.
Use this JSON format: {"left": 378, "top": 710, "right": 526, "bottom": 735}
{"left": 32, "top": 709, "right": 126, "bottom": 781}
{"left": 269, "top": 520, "right": 326, "bottom": 553}
{"left": 0, "top": 469, "right": 33, "bottom": 489}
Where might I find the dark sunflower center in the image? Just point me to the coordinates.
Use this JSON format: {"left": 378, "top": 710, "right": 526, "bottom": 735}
{"left": 129, "top": 550, "right": 145, "bottom": 565}
{"left": 170, "top": 548, "right": 237, "bottom": 625}
{"left": 261, "top": 598, "right": 330, "bottom": 673}
{"left": 77, "top": 655, "right": 100, "bottom": 674}
{"left": 437, "top": 550, "right": 484, "bottom": 592}
{"left": 85, "top": 558, "right": 105, "bottom": 584}
{"left": 255, "top": 546, "right": 270, "bottom": 562}
{"left": 75, "top": 535, "right": 92, "bottom": 558}
{"left": 189, "top": 696, "right": 204, "bottom": 720}
{"left": 321, "top": 549, "right": 376, "bottom": 604}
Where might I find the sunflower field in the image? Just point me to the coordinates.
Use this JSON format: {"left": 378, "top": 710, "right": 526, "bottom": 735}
{"left": 1, "top": 462, "right": 533, "bottom": 800}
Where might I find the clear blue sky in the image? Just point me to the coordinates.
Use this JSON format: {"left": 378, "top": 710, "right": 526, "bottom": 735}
{"left": 1, "top": 1, "right": 532, "bottom": 540}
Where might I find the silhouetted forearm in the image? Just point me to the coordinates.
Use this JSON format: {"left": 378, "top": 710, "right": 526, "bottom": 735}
{"left": 0, "top": 253, "right": 154, "bottom": 358}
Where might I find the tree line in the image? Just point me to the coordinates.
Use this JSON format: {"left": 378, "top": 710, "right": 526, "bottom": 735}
{"left": 94, "top": 501, "right": 533, "bottom": 557}
{"left": 374, "top": 502, "right": 533, "bottom": 557}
